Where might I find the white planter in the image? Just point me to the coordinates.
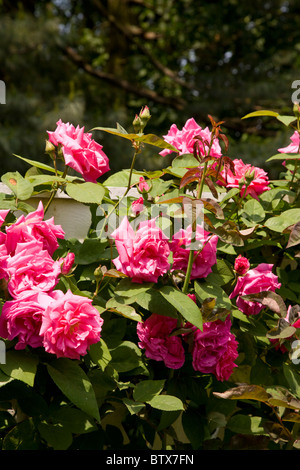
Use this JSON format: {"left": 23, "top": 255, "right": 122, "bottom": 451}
{"left": 0, "top": 183, "right": 139, "bottom": 241}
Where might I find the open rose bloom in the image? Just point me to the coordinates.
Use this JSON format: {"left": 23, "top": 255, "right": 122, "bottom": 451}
{"left": 230, "top": 263, "right": 281, "bottom": 316}
{"left": 111, "top": 217, "right": 170, "bottom": 283}
{"left": 170, "top": 224, "right": 218, "bottom": 279}
{"left": 159, "top": 117, "right": 222, "bottom": 158}
{"left": 278, "top": 130, "right": 300, "bottom": 154}
{"left": 40, "top": 290, "right": 104, "bottom": 360}
{"left": 0, "top": 203, "right": 104, "bottom": 359}
{"left": 188, "top": 316, "right": 238, "bottom": 382}
{"left": 218, "top": 158, "right": 270, "bottom": 200}
{"left": 137, "top": 313, "right": 185, "bottom": 369}
{"left": 5, "top": 200, "right": 65, "bottom": 256}
{"left": 47, "top": 119, "right": 110, "bottom": 183}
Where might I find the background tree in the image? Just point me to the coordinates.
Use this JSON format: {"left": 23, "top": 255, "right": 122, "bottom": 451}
{"left": 1, "top": 0, "right": 300, "bottom": 179}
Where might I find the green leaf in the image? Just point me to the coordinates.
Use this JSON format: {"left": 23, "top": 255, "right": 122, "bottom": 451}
{"left": 92, "top": 127, "right": 177, "bottom": 151}
{"left": 27, "top": 174, "right": 67, "bottom": 186}
{"left": 266, "top": 153, "right": 300, "bottom": 162}
{"left": 1, "top": 171, "right": 33, "bottom": 200}
{"left": 241, "top": 198, "right": 265, "bottom": 224}
{"left": 13, "top": 154, "right": 59, "bottom": 174}
{"left": 159, "top": 286, "right": 203, "bottom": 330}
{"left": 265, "top": 208, "right": 300, "bottom": 232}
{"left": 133, "top": 379, "right": 165, "bottom": 402}
{"left": 66, "top": 182, "right": 106, "bottom": 205}
{"left": 114, "top": 278, "right": 153, "bottom": 298}
{"left": 209, "top": 258, "right": 235, "bottom": 286}
{"left": 72, "top": 238, "right": 108, "bottom": 265}
{"left": 0, "top": 350, "right": 38, "bottom": 387}
{"left": 135, "top": 288, "right": 178, "bottom": 318}
{"left": 109, "top": 341, "right": 143, "bottom": 372}
{"left": 283, "top": 364, "right": 300, "bottom": 399}
{"left": 38, "top": 422, "right": 72, "bottom": 450}
{"left": 182, "top": 410, "right": 205, "bottom": 449}
{"left": 195, "top": 280, "right": 233, "bottom": 310}
{"left": 103, "top": 169, "right": 144, "bottom": 187}
{"left": 227, "top": 415, "right": 265, "bottom": 435}
{"left": 122, "top": 398, "right": 145, "bottom": 415}
{"left": 242, "top": 110, "right": 279, "bottom": 119}
{"left": 172, "top": 154, "right": 199, "bottom": 168}
{"left": 47, "top": 358, "right": 100, "bottom": 422}
{"left": 276, "top": 115, "right": 296, "bottom": 126}
{"left": 147, "top": 394, "right": 184, "bottom": 411}
{"left": 106, "top": 299, "right": 142, "bottom": 322}
{"left": 3, "top": 418, "right": 39, "bottom": 450}
{"left": 88, "top": 338, "right": 112, "bottom": 371}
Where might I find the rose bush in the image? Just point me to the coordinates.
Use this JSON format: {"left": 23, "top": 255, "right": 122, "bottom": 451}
{"left": 1, "top": 104, "right": 300, "bottom": 451}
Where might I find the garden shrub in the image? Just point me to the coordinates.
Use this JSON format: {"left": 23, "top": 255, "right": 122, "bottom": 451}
{"left": 0, "top": 104, "right": 300, "bottom": 450}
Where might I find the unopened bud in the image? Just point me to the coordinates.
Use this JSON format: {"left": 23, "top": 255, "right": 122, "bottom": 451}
{"left": 139, "top": 106, "right": 151, "bottom": 130}
{"left": 133, "top": 114, "right": 142, "bottom": 133}
{"left": 45, "top": 139, "right": 56, "bottom": 158}
{"left": 244, "top": 168, "right": 256, "bottom": 185}
{"left": 293, "top": 102, "right": 300, "bottom": 118}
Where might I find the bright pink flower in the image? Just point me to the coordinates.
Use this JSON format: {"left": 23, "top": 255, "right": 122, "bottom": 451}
{"left": 278, "top": 131, "right": 300, "bottom": 154}
{"left": 0, "top": 210, "right": 9, "bottom": 228}
{"left": 137, "top": 313, "right": 185, "bottom": 369}
{"left": 0, "top": 239, "right": 8, "bottom": 280}
{"left": 229, "top": 263, "right": 281, "bottom": 316}
{"left": 0, "top": 290, "right": 54, "bottom": 350}
{"left": 111, "top": 217, "right": 170, "bottom": 283}
{"left": 47, "top": 119, "right": 110, "bottom": 183}
{"left": 170, "top": 225, "right": 218, "bottom": 279}
{"left": 5, "top": 201, "right": 65, "bottom": 256}
{"left": 234, "top": 254, "right": 250, "bottom": 276}
{"left": 40, "top": 289, "right": 104, "bottom": 359}
{"left": 187, "top": 293, "right": 197, "bottom": 303}
{"left": 131, "top": 197, "right": 144, "bottom": 215}
{"left": 189, "top": 316, "right": 238, "bottom": 381}
{"left": 218, "top": 158, "right": 270, "bottom": 200}
{"left": 59, "top": 252, "right": 75, "bottom": 275}
{"left": 6, "top": 240, "right": 61, "bottom": 298}
{"left": 159, "top": 117, "right": 222, "bottom": 158}
{"left": 138, "top": 177, "right": 149, "bottom": 192}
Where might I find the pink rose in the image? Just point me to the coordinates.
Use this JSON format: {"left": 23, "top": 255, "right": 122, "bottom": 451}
{"left": 159, "top": 117, "right": 222, "bottom": 158}
{"left": 170, "top": 225, "right": 218, "bottom": 279}
{"left": 5, "top": 201, "right": 65, "bottom": 256}
{"left": 137, "top": 313, "right": 185, "bottom": 369}
{"left": 111, "top": 217, "right": 170, "bottom": 283}
{"left": 59, "top": 252, "right": 75, "bottom": 275}
{"left": 278, "top": 131, "right": 300, "bottom": 154}
{"left": 0, "top": 210, "right": 9, "bottom": 228}
{"left": 131, "top": 197, "right": 144, "bottom": 215}
{"left": 234, "top": 254, "right": 250, "bottom": 276}
{"left": 6, "top": 240, "right": 61, "bottom": 298}
{"left": 189, "top": 316, "right": 238, "bottom": 381}
{"left": 40, "top": 289, "right": 104, "bottom": 359}
{"left": 47, "top": 119, "right": 110, "bottom": 183}
{"left": 278, "top": 131, "right": 300, "bottom": 167}
{"left": 0, "top": 290, "right": 54, "bottom": 350}
{"left": 0, "top": 238, "right": 8, "bottom": 281}
{"left": 138, "top": 177, "right": 149, "bottom": 192}
{"left": 218, "top": 158, "right": 270, "bottom": 200}
{"left": 229, "top": 263, "right": 281, "bottom": 316}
